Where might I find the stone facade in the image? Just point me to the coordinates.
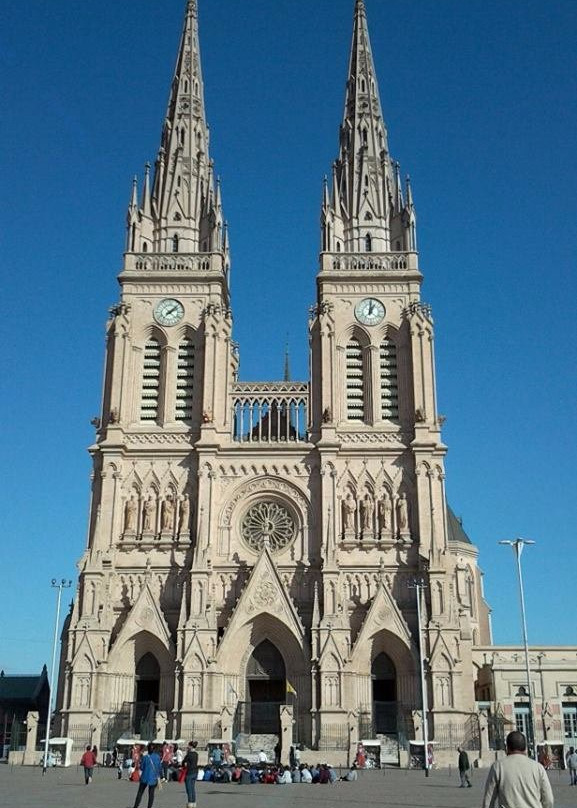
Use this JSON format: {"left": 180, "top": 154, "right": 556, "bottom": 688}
{"left": 55, "top": 0, "right": 572, "bottom": 766}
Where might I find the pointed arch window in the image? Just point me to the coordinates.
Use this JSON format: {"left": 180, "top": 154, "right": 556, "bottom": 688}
{"left": 140, "top": 338, "right": 162, "bottom": 422}
{"left": 172, "top": 234, "right": 179, "bottom": 253}
{"left": 346, "top": 338, "right": 365, "bottom": 421}
{"left": 380, "top": 338, "right": 399, "bottom": 421}
{"left": 365, "top": 233, "right": 372, "bottom": 252}
{"left": 175, "top": 338, "right": 195, "bottom": 422}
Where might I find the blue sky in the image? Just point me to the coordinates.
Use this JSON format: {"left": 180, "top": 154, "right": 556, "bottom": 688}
{"left": 0, "top": 0, "right": 576, "bottom": 674}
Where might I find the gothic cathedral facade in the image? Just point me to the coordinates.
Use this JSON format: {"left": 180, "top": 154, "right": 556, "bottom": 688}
{"left": 58, "top": 0, "right": 492, "bottom": 759}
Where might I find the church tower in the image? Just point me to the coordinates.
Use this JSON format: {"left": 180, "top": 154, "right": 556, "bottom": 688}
{"left": 59, "top": 0, "right": 490, "bottom": 764}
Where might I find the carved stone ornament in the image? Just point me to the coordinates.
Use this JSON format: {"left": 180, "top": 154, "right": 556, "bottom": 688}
{"left": 247, "top": 576, "right": 283, "bottom": 616}
{"left": 135, "top": 607, "right": 155, "bottom": 629}
{"left": 241, "top": 501, "right": 296, "bottom": 554}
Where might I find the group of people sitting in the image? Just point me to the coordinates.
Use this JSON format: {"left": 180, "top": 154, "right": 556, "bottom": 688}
{"left": 191, "top": 761, "right": 358, "bottom": 784}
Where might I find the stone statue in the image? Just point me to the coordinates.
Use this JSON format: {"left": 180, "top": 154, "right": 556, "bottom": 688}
{"left": 142, "top": 495, "right": 157, "bottom": 532}
{"left": 124, "top": 495, "right": 138, "bottom": 532}
{"left": 342, "top": 492, "right": 356, "bottom": 531}
{"left": 161, "top": 495, "right": 175, "bottom": 532}
{"left": 396, "top": 493, "right": 409, "bottom": 531}
{"left": 378, "top": 492, "right": 392, "bottom": 532}
{"left": 178, "top": 494, "right": 191, "bottom": 533}
{"left": 360, "top": 494, "right": 374, "bottom": 532}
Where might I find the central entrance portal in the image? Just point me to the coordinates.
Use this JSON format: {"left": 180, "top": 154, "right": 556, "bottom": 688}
{"left": 247, "top": 640, "right": 286, "bottom": 735}
{"left": 372, "top": 652, "right": 397, "bottom": 734}
{"left": 134, "top": 653, "right": 160, "bottom": 737}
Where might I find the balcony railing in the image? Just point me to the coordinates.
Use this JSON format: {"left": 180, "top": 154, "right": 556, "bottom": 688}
{"left": 123, "top": 252, "right": 226, "bottom": 275}
{"left": 319, "top": 251, "right": 419, "bottom": 274}
{"left": 231, "top": 382, "right": 309, "bottom": 444}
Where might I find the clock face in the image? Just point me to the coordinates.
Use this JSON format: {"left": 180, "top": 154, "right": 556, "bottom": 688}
{"left": 154, "top": 298, "right": 184, "bottom": 326}
{"left": 355, "top": 298, "right": 385, "bottom": 326}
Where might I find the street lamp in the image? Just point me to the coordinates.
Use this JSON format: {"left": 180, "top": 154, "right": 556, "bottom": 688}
{"left": 409, "top": 577, "right": 430, "bottom": 777}
{"left": 43, "top": 579, "right": 72, "bottom": 775}
{"left": 498, "top": 538, "right": 535, "bottom": 756}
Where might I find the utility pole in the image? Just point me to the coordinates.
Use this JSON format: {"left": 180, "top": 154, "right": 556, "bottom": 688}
{"left": 409, "top": 577, "right": 430, "bottom": 776}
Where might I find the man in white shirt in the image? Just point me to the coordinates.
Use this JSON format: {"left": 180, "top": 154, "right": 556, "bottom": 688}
{"left": 300, "top": 765, "right": 312, "bottom": 783}
{"left": 258, "top": 749, "right": 268, "bottom": 764}
{"left": 482, "top": 731, "right": 554, "bottom": 808}
{"left": 567, "top": 747, "right": 577, "bottom": 785}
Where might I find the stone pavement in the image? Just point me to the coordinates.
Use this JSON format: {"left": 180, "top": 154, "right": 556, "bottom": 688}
{"left": 0, "top": 765, "right": 574, "bottom": 808}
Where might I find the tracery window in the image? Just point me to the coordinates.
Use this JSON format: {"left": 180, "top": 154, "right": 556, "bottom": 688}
{"left": 140, "top": 338, "right": 162, "bottom": 422}
{"left": 346, "top": 338, "right": 365, "bottom": 421}
{"left": 380, "top": 338, "right": 399, "bottom": 420}
{"left": 241, "top": 501, "right": 296, "bottom": 554}
{"left": 175, "top": 338, "right": 195, "bottom": 422}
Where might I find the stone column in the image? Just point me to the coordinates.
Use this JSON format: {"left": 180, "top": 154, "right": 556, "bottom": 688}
{"left": 23, "top": 711, "right": 39, "bottom": 765}
{"left": 155, "top": 711, "right": 168, "bottom": 742}
{"left": 347, "top": 710, "right": 359, "bottom": 767}
{"left": 279, "top": 705, "right": 294, "bottom": 766}
{"left": 478, "top": 710, "right": 489, "bottom": 767}
{"left": 220, "top": 706, "right": 234, "bottom": 742}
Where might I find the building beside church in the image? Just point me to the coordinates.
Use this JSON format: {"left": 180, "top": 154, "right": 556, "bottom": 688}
{"left": 55, "top": 0, "right": 576, "bottom": 766}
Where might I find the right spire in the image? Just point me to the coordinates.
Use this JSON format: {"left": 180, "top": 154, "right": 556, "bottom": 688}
{"left": 322, "top": 0, "right": 416, "bottom": 255}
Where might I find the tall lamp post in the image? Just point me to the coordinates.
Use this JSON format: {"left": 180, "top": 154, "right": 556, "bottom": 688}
{"left": 498, "top": 539, "right": 535, "bottom": 756}
{"left": 43, "top": 579, "right": 72, "bottom": 775}
{"left": 409, "top": 577, "right": 430, "bottom": 777}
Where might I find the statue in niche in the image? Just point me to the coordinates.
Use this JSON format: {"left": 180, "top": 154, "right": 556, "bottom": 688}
{"left": 142, "top": 495, "right": 157, "bottom": 532}
{"left": 124, "top": 495, "right": 138, "bottom": 532}
{"left": 378, "top": 492, "right": 392, "bottom": 532}
{"left": 178, "top": 494, "right": 191, "bottom": 533}
{"left": 342, "top": 492, "right": 356, "bottom": 531}
{"left": 161, "top": 494, "right": 175, "bottom": 532}
{"left": 396, "top": 493, "right": 409, "bottom": 531}
{"left": 360, "top": 494, "right": 374, "bottom": 532}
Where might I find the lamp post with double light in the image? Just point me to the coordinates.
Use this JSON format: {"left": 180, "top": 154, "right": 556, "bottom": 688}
{"left": 42, "top": 579, "right": 72, "bottom": 775}
{"left": 498, "top": 538, "right": 535, "bottom": 756}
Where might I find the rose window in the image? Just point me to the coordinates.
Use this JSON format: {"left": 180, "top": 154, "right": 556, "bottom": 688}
{"left": 241, "top": 501, "right": 296, "bottom": 553}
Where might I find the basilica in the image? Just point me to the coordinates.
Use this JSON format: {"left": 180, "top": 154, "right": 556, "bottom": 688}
{"left": 54, "top": 0, "right": 577, "bottom": 768}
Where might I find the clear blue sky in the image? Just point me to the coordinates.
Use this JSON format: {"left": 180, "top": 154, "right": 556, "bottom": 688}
{"left": 0, "top": 0, "right": 576, "bottom": 674}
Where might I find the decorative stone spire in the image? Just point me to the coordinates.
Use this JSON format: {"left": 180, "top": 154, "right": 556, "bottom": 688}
{"left": 126, "top": 0, "right": 226, "bottom": 257}
{"left": 321, "top": 0, "right": 416, "bottom": 255}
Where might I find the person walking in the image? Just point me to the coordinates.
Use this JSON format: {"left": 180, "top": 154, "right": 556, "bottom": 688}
{"left": 182, "top": 740, "right": 199, "bottom": 808}
{"left": 132, "top": 743, "right": 162, "bottom": 808}
{"left": 568, "top": 746, "right": 577, "bottom": 785}
{"left": 80, "top": 744, "right": 97, "bottom": 784}
{"left": 482, "top": 731, "right": 554, "bottom": 808}
{"left": 458, "top": 746, "right": 472, "bottom": 788}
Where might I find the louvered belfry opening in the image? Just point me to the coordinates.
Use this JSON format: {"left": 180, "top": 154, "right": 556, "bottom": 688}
{"left": 141, "top": 339, "right": 162, "bottom": 422}
{"left": 346, "top": 338, "right": 365, "bottom": 421}
{"left": 380, "top": 338, "right": 399, "bottom": 420}
{"left": 175, "top": 338, "right": 195, "bottom": 422}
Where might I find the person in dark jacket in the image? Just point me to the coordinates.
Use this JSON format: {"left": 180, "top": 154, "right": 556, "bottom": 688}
{"left": 458, "top": 747, "right": 472, "bottom": 788}
{"left": 182, "top": 740, "right": 199, "bottom": 808}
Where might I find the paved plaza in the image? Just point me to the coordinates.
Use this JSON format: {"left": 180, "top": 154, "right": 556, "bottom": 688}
{"left": 0, "top": 765, "right": 574, "bottom": 808}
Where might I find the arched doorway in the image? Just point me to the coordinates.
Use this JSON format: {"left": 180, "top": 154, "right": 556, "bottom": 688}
{"left": 372, "top": 652, "right": 397, "bottom": 734}
{"left": 247, "top": 640, "right": 286, "bottom": 734}
{"left": 134, "top": 653, "right": 160, "bottom": 737}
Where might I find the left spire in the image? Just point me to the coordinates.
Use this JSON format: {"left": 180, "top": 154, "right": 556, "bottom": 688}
{"left": 126, "top": 0, "right": 227, "bottom": 258}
